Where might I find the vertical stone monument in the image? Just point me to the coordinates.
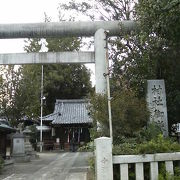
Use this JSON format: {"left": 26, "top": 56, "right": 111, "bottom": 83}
{"left": 12, "top": 133, "right": 30, "bottom": 162}
{"left": 147, "top": 80, "right": 168, "bottom": 136}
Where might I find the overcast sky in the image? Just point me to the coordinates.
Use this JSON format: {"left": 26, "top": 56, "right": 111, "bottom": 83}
{"left": 0, "top": 0, "right": 95, "bottom": 84}
{"left": 0, "top": 0, "right": 61, "bottom": 53}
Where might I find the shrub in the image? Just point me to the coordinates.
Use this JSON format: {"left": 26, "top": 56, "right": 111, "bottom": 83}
{"left": 78, "top": 142, "right": 94, "bottom": 152}
{"left": 112, "top": 135, "right": 180, "bottom": 180}
{"left": 137, "top": 134, "right": 180, "bottom": 154}
{"left": 87, "top": 156, "right": 95, "bottom": 180}
{"left": 113, "top": 134, "right": 180, "bottom": 155}
{"left": 113, "top": 143, "right": 137, "bottom": 155}
{"left": 158, "top": 164, "right": 180, "bottom": 180}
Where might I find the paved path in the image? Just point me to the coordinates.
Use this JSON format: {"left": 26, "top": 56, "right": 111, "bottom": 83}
{"left": 0, "top": 152, "right": 92, "bottom": 180}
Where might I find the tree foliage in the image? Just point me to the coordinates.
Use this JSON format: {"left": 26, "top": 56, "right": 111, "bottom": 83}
{"left": 89, "top": 89, "right": 149, "bottom": 143}
{"left": 44, "top": 64, "right": 91, "bottom": 113}
{"left": 61, "top": 0, "right": 180, "bottom": 133}
{"left": 134, "top": 0, "right": 180, "bottom": 129}
{"left": 0, "top": 17, "right": 92, "bottom": 123}
{"left": 0, "top": 65, "right": 22, "bottom": 124}
{"left": 18, "top": 34, "right": 92, "bottom": 116}
{"left": 14, "top": 65, "right": 42, "bottom": 119}
{"left": 60, "top": 0, "right": 135, "bottom": 20}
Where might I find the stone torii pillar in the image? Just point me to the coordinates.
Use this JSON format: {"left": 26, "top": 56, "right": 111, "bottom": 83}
{"left": 94, "top": 28, "right": 113, "bottom": 143}
{"left": 94, "top": 28, "right": 107, "bottom": 94}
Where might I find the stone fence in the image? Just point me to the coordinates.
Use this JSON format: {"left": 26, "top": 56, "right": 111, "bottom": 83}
{"left": 95, "top": 137, "right": 180, "bottom": 180}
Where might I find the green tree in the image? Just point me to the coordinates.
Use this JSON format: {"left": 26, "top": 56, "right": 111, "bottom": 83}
{"left": 9, "top": 38, "right": 44, "bottom": 122}
{"left": 60, "top": 0, "right": 135, "bottom": 20}
{"left": 134, "top": 0, "right": 180, "bottom": 130}
{"left": 43, "top": 64, "right": 91, "bottom": 113}
{"left": 15, "top": 16, "right": 92, "bottom": 117}
{"left": 89, "top": 89, "right": 149, "bottom": 143}
{"left": 13, "top": 65, "right": 42, "bottom": 120}
{"left": 61, "top": 0, "right": 180, "bottom": 133}
{"left": 0, "top": 65, "right": 21, "bottom": 125}
{"left": 24, "top": 38, "right": 42, "bottom": 53}
{"left": 43, "top": 23, "right": 91, "bottom": 113}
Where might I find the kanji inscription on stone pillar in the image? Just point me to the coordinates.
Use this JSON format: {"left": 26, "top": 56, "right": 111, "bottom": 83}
{"left": 147, "top": 80, "right": 168, "bottom": 136}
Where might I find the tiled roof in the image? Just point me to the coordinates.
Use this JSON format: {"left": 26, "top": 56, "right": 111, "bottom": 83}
{"left": 42, "top": 113, "right": 56, "bottom": 121}
{"left": 0, "top": 119, "right": 16, "bottom": 132}
{"left": 42, "top": 99, "right": 92, "bottom": 125}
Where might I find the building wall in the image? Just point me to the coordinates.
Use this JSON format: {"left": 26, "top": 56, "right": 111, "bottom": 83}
{"left": 0, "top": 133, "right": 6, "bottom": 158}
{"left": 54, "top": 126, "right": 91, "bottom": 151}
{"left": 41, "top": 124, "right": 91, "bottom": 151}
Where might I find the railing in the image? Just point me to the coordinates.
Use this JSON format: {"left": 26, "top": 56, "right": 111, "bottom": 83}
{"left": 95, "top": 137, "right": 180, "bottom": 180}
{"left": 113, "top": 152, "right": 180, "bottom": 180}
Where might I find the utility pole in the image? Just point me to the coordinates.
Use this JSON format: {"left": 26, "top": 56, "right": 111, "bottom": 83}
{"left": 40, "top": 65, "right": 43, "bottom": 152}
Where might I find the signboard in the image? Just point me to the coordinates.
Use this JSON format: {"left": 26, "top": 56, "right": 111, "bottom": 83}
{"left": 147, "top": 80, "right": 168, "bottom": 136}
{"left": 36, "top": 125, "right": 51, "bottom": 131}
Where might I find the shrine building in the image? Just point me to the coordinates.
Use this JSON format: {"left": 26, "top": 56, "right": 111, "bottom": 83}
{"left": 41, "top": 99, "right": 92, "bottom": 151}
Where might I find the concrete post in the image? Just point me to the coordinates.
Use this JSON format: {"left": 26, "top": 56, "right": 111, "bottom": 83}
{"left": 95, "top": 29, "right": 107, "bottom": 94}
{"left": 95, "top": 137, "right": 113, "bottom": 180}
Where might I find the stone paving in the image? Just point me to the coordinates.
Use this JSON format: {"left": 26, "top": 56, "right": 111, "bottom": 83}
{"left": 0, "top": 152, "right": 91, "bottom": 180}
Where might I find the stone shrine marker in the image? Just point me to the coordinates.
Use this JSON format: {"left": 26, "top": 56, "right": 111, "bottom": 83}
{"left": 147, "top": 80, "right": 168, "bottom": 136}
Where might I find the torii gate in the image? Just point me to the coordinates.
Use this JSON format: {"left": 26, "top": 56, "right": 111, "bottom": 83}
{"left": 0, "top": 21, "right": 136, "bottom": 93}
{"left": 0, "top": 20, "right": 136, "bottom": 149}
